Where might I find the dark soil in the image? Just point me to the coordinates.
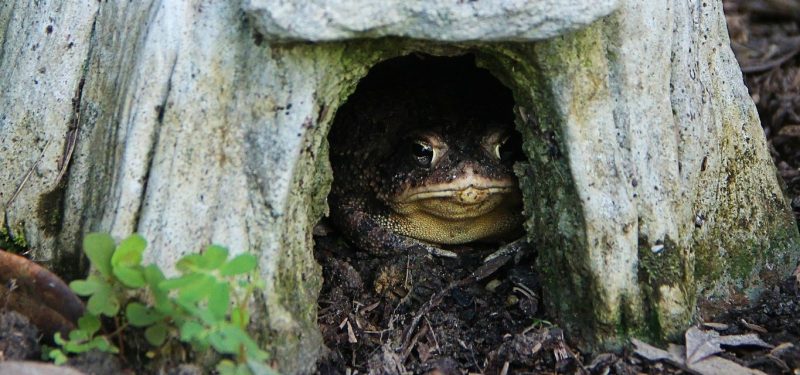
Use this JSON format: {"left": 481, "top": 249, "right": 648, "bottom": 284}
{"left": 314, "top": 233, "right": 548, "bottom": 374}
{"left": 315, "top": 1, "right": 800, "bottom": 373}
{"left": 314, "top": 226, "right": 800, "bottom": 374}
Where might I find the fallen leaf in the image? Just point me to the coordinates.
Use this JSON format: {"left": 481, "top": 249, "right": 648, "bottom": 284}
{"left": 346, "top": 320, "right": 358, "bottom": 344}
{"left": 685, "top": 327, "right": 723, "bottom": 365}
{"left": 667, "top": 343, "right": 686, "bottom": 362}
{"left": 770, "top": 342, "right": 794, "bottom": 356}
{"left": 688, "top": 355, "right": 768, "bottom": 375}
{"left": 718, "top": 333, "right": 772, "bottom": 348}
{"left": 633, "top": 334, "right": 770, "bottom": 375}
{"left": 631, "top": 338, "right": 679, "bottom": 362}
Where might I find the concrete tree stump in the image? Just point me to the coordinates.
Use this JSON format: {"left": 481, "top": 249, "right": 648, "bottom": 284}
{"left": 1, "top": 0, "right": 798, "bottom": 373}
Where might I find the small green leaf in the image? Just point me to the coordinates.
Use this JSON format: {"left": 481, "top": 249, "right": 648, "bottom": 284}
{"left": 144, "top": 265, "right": 173, "bottom": 313}
{"left": 126, "top": 302, "right": 162, "bottom": 327}
{"left": 53, "top": 332, "right": 65, "bottom": 346}
{"left": 209, "top": 282, "right": 230, "bottom": 320}
{"left": 63, "top": 340, "right": 87, "bottom": 353}
{"left": 179, "top": 321, "right": 204, "bottom": 341}
{"left": 77, "top": 315, "right": 101, "bottom": 335}
{"left": 211, "top": 324, "right": 269, "bottom": 363}
{"left": 176, "top": 254, "right": 204, "bottom": 272}
{"left": 89, "top": 336, "right": 118, "bottom": 353}
{"left": 201, "top": 245, "right": 229, "bottom": 270}
{"left": 143, "top": 264, "right": 166, "bottom": 287}
{"left": 219, "top": 253, "right": 257, "bottom": 276}
{"left": 231, "top": 307, "right": 249, "bottom": 327}
{"left": 86, "top": 283, "right": 119, "bottom": 316}
{"left": 113, "top": 265, "right": 146, "bottom": 288}
{"left": 208, "top": 330, "right": 238, "bottom": 355}
{"left": 195, "top": 307, "right": 218, "bottom": 326}
{"left": 175, "top": 299, "right": 216, "bottom": 325}
{"left": 216, "top": 360, "right": 238, "bottom": 375}
{"left": 48, "top": 349, "right": 68, "bottom": 365}
{"left": 111, "top": 234, "right": 146, "bottom": 268}
{"left": 159, "top": 273, "right": 203, "bottom": 291}
{"left": 144, "top": 322, "right": 168, "bottom": 346}
{"left": 236, "top": 363, "right": 254, "bottom": 375}
{"left": 152, "top": 295, "right": 177, "bottom": 316}
{"left": 83, "top": 233, "right": 115, "bottom": 277}
{"left": 68, "top": 329, "right": 88, "bottom": 342}
{"left": 177, "top": 274, "right": 214, "bottom": 303}
{"left": 70, "top": 275, "right": 105, "bottom": 296}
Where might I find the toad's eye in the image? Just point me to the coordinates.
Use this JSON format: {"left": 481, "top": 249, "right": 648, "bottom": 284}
{"left": 494, "top": 136, "right": 522, "bottom": 162}
{"left": 411, "top": 141, "right": 434, "bottom": 167}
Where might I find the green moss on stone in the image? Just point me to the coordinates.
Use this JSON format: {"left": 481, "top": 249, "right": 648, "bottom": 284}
{"left": 0, "top": 223, "right": 28, "bottom": 252}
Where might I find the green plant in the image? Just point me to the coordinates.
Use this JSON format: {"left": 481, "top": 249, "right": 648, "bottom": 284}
{"left": 48, "top": 233, "right": 277, "bottom": 375}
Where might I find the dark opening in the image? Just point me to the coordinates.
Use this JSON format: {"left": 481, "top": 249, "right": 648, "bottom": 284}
{"left": 342, "top": 53, "right": 515, "bottom": 126}
{"left": 316, "top": 54, "right": 541, "bottom": 373}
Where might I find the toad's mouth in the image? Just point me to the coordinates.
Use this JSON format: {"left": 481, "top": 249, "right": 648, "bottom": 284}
{"left": 393, "top": 176, "right": 518, "bottom": 204}
{"left": 389, "top": 176, "right": 520, "bottom": 220}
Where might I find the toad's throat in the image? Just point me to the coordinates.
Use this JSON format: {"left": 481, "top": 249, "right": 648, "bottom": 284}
{"left": 386, "top": 179, "right": 522, "bottom": 244}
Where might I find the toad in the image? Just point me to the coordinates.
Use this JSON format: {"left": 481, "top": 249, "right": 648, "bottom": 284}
{"left": 328, "top": 60, "right": 526, "bottom": 258}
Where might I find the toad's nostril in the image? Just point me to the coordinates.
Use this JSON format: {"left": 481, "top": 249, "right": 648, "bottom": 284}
{"left": 458, "top": 187, "right": 487, "bottom": 204}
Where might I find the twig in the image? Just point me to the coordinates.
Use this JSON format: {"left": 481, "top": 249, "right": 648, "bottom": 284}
{"left": 400, "top": 322, "right": 428, "bottom": 361}
{"left": 5, "top": 140, "right": 51, "bottom": 208}
{"left": 398, "top": 253, "right": 512, "bottom": 355}
{"left": 741, "top": 38, "right": 800, "bottom": 73}
{"left": 425, "top": 316, "right": 440, "bottom": 353}
{"left": 499, "top": 361, "right": 510, "bottom": 375}
{"left": 55, "top": 125, "right": 79, "bottom": 186}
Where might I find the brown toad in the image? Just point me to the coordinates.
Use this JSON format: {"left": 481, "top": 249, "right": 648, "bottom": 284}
{"left": 328, "top": 56, "right": 525, "bottom": 258}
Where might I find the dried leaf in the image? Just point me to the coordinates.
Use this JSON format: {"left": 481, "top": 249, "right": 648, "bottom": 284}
{"left": 667, "top": 344, "right": 686, "bottom": 362}
{"left": 499, "top": 361, "right": 510, "bottom": 375}
{"left": 631, "top": 338, "right": 678, "bottom": 362}
{"left": 770, "top": 342, "right": 794, "bottom": 356}
{"left": 718, "top": 333, "right": 772, "bottom": 348}
{"left": 688, "top": 355, "right": 768, "bottom": 375}
{"left": 685, "top": 327, "right": 723, "bottom": 365}
{"left": 531, "top": 341, "right": 542, "bottom": 355}
{"left": 346, "top": 320, "right": 358, "bottom": 344}
{"left": 635, "top": 330, "right": 771, "bottom": 375}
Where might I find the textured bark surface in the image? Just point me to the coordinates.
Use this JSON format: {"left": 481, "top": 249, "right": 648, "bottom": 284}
{"left": 1, "top": 0, "right": 798, "bottom": 372}
{"left": 244, "top": 0, "right": 619, "bottom": 42}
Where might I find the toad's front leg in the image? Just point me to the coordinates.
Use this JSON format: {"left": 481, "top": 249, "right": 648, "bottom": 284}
{"left": 331, "top": 198, "right": 457, "bottom": 258}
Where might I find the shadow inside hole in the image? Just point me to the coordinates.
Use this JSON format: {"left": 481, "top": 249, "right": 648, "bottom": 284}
{"left": 315, "top": 53, "right": 545, "bottom": 373}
